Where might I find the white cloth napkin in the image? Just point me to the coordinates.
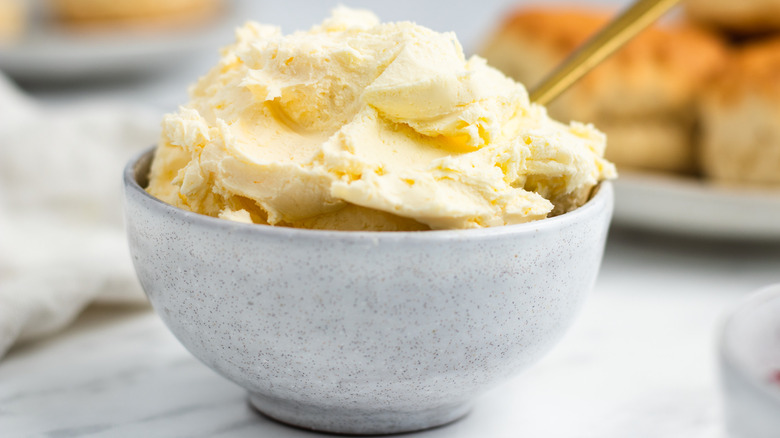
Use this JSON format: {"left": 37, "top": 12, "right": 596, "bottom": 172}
{"left": 0, "top": 74, "right": 161, "bottom": 358}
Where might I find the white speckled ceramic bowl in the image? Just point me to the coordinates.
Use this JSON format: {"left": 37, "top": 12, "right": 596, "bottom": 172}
{"left": 123, "top": 147, "right": 614, "bottom": 435}
{"left": 720, "top": 284, "right": 780, "bottom": 438}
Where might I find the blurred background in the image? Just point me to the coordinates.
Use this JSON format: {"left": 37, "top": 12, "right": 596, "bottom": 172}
{"left": 1, "top": 1, "right": 780, "bottom": 437}
{"left": 0, "top": 0, "right": 631, "bottom": 108}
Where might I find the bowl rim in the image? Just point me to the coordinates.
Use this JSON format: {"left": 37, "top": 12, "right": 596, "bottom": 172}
{"left": 124, "top": 146, "right": 614, "bottom": 241}
{"left": 719, "top": 283, "right": 780, "bottom": 403}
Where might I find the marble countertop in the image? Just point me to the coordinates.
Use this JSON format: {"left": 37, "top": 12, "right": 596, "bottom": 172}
{"left": 3, "top": 228, "right": 779, "bottom": 438}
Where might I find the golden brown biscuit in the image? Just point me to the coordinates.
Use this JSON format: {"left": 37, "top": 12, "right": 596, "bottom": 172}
{"left": 699, "top": 37, "right": 780, "bottom": 186}
{"left": 480, "top": 7, "right": 728, "bottom": 174}
{"left": 49, "top": 0, "right": 222, "bottom": 30}
{"left": 686, "top": 0, "right": 780, "bottom": 35}
{"left": 0, "top": 0, "right": 25, "bottom": 42}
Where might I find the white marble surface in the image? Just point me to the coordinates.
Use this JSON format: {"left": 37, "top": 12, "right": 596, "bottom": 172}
{"left": 3, "top": 228, "right": 779, "bottom": 438}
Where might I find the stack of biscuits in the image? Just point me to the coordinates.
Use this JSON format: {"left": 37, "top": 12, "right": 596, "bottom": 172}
{"left": 481, "top": 3, "right": 780, "bottom": 187}
{"left": 687, "top": 0, "right": 780, "bottom": 186}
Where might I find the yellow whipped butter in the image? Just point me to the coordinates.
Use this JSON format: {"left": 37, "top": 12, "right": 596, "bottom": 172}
{"left": 147, "top": 7, "right": 616, "bottom": 231}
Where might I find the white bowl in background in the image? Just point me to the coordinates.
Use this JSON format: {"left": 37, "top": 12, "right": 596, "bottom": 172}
{"left": 720, "top": 284, "right": 780, "bottom": 438}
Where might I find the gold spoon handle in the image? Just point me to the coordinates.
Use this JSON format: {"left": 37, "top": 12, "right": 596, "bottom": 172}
{"left": 529, "top": 0, "right": 682, "bottom": 106}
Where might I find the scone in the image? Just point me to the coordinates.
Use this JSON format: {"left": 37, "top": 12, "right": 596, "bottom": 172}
{"left": 0, "top": 0, "right": 25, "bottom": 43}
{"left": 686, "top": 0, "right": 780, "bottom": 35}
{"left": 49, "top": 0, "right": 222, "bottom": 30}
{"left": 480, "top": 8, "right": 728, "bottom": 174}
{"left": 699, "top": 37, "right": 780, "bottom": 186}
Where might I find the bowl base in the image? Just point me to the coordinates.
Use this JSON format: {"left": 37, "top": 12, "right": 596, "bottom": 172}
{"left": 248, "top": 392, "right": 472, "bottom": 435}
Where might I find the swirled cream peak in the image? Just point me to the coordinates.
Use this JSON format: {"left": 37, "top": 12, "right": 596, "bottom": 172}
{"left": 147, "top": 7, "right": 616, "bottom": 231}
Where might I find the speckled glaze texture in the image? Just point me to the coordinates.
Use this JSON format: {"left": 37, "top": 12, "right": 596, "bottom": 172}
{"left": 123, "top": 148, "right": 614, "bottom": 435}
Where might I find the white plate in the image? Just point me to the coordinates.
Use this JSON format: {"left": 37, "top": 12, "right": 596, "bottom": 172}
{"left": 613, "top": 171, "right": 780, "bottom": 240}
{"left": 0, "top": 9, "right": 234, "bottom": 81}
